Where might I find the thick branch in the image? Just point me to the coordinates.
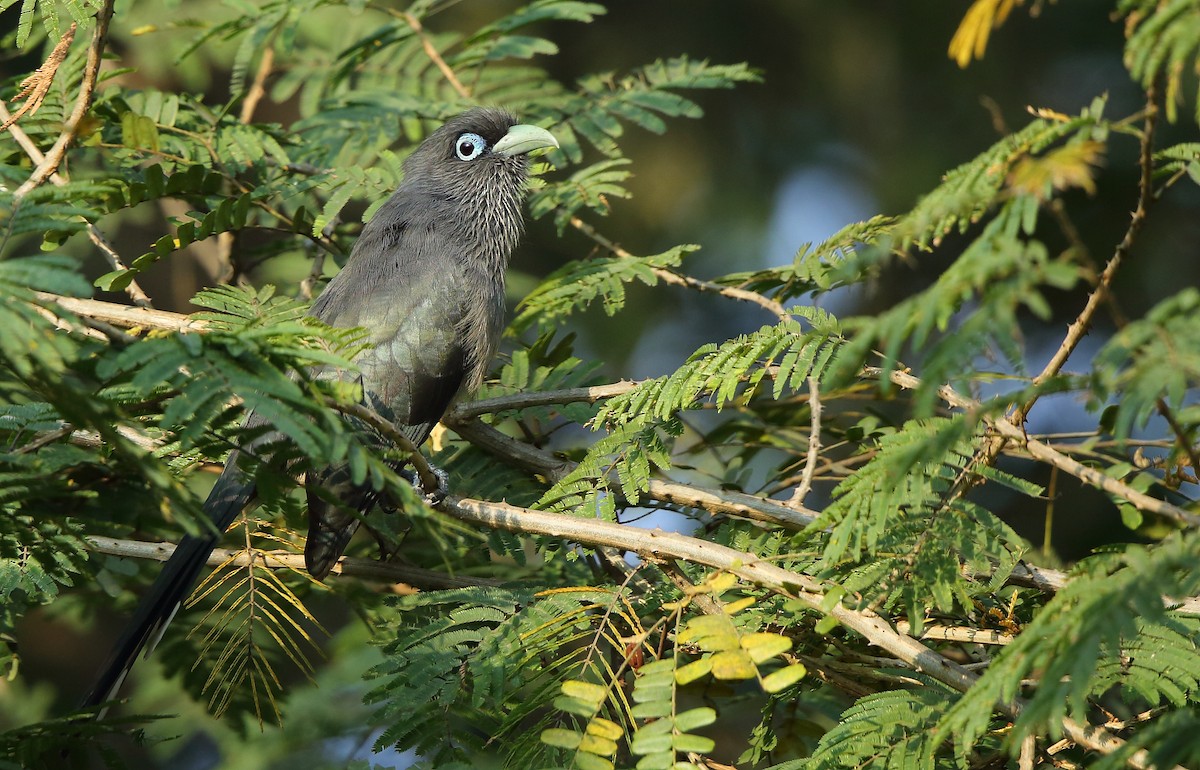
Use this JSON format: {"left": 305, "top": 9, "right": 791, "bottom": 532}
{"left": 34, "top": 292, "right": 205, "bottom": 332}
{"left": 442, "top": 495, "right": 976, "bottom": 689}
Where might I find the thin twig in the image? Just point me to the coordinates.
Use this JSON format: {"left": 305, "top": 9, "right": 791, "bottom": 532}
{"left": 204, "top": 43, "right": 282, "bottom": 286}
{"left": 788, "top": 376, "right": 822, "bottom": 507}
{"left": 448, "top": 417, "right": 819, "bottom": 528}
{"left": 239, "top": 45, "right": 275, "bottom": 123}
{"left": 14, "top": 0, "right": 114, "bottom": 197}
{"left": 569, "top": 215, "right": 790, "bottom": 322}
{"left": 13, "top": 425, "right": 74, "bottom": 455}
{"left": 659, "top": 560, "right": 723, "bottom": 617}
{"left": 86, "top": 535, "right": 497, "bottom": 589}
{"left": 401, "top": 11, "right": 472, "bottom": 99}
{"left": 448, "top": 380, "right": 643, "bottom": 420}
{"left": 1024, "top": 84, "right": 1158, "bottom": 403}
{"left": 330, "top": 401, "right": 441, "bottom": 495}
{"left": 299, "top": 249, "right": 326, "bottom": 301}
{"left": 894, "top": 620, "right": 1015, "bottom": 646}
{"left": 1, "top": 102, "right": 154, "bottom": 307}
{"left": 874, "top": 367, "right": 1200, "bottom": 528}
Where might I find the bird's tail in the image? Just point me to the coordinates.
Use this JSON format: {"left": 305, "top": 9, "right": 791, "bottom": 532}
{"left": 81, "top": 453, "right": 254, "bottom": 713}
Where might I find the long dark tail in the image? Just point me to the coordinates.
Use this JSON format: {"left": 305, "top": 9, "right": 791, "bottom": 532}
{"left": 81, "top": 453, "right": 255, "bottom": 713}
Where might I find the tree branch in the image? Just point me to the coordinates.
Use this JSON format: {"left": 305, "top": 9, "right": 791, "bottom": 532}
{"left": 438, "top": 494, "right": 1167, "bottom": 769}
{"left": 2, "top": 93, "right": 154, "bottom": 308}
{"left": 894, "top": 620, "right": 1014, "bottom": 646}
{"left": 86, "top": 535, "right": 496, "bottom": 590}
{"left": 787, "top": 376, "right": 822, "bottom": 507}
{"left": 872, "top": 367, "right": 1200, "bottom": 528}
{"left": 448, "top": 380, "right": 643, "bottom": 420}
{"left": 448, "top": 417, "right": 819, "bottom": 528}
{"left": 331, "top": 400, "right": 442, "bottom": 495}
{"left": 1026, "top": 86, "right": 1158, "bottom": 396}
{"left": 400, "top": 11, "right": 472, "bottom": 100}
{"left": 33, "top": 292, "right": 205, "bottom": 333}
{"left": 14, "top": 0, "right": 115, "bottom": 198}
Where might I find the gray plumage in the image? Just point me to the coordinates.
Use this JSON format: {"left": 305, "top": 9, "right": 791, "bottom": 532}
{"left": 83, "top": 107, "right": 556, "bottom": 712}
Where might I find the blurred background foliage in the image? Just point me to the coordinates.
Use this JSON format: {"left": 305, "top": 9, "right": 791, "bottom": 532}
{"left": 2, "top": 0, "right": 1198, "bottom": 768}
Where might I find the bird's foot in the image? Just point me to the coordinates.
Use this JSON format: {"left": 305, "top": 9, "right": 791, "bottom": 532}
{"left": 398, "top": 465, "right": 449, "bottom": 506}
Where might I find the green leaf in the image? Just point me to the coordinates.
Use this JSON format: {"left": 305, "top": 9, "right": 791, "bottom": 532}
{"left": 540, "top": 728, "right": 582, "bottom": 750}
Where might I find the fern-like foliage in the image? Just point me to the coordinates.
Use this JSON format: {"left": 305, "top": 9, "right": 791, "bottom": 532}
{"left": 176, "top": 512, "right": 324, "bottom": 724}
{"left": 368, "top": 584, "right": 639, "bottom": 767}
{"left": 892, "top": 101, "right": 1106, "bottom": 252}
{"left": 597, "top": 307, "right": 843, "bottom": 427}
{"left": 535, "top": 572, "right": 806, "bottom": 770}
{"left": 1121, "top": 0, "right": 1200, "bottom": 124}
{"left": 941, "top": 529, "right": 1200, "bottom": 756}
{"left": 1091, "top": 288, "right": 1200, "bottom": 454}
{"left": 805, "top": 416, "right": 1033, "bottom": 624}
{"left": 512, "top": 244, "right": 698, "bottom": 333}
{"left": 0, "top": 0, "right": 104, "bottom": 47}
{"left": 802, "top": 679, "right": 964, "bottom": 770}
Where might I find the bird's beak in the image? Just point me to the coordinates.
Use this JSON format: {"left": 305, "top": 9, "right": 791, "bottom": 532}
{"left": 493, "top": 124, "right": 559, "bottom": 157}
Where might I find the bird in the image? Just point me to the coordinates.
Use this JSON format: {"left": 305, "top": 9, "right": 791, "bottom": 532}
{"left": 82, "top": 107, "right": 558, "bottom": 712}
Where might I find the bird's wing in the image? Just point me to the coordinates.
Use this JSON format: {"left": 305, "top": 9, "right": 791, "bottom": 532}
{"left": 310, "top": 203, "right": 476, "bottom": 427}
{"left": 302, "top": 204, "right": 480, "bottom": 578}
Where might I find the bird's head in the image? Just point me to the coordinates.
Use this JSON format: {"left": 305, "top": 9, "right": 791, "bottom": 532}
{"left": 404, "top": 107, "right": 558, "bottom": 203}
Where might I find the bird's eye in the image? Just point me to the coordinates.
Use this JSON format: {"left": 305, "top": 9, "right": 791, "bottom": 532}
{"left": 454, "top": 132, "right": 487, "bottom": 161}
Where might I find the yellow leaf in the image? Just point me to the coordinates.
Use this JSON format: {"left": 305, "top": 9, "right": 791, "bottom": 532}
{"left": 740, "top": 632, "right": 793, "bottom": 663}
{"left": 947, "top": 0, "right": 1022, "bottom": 68}
{"left": 1007, "top": 140, "right": 1105, "bottom": 200}
{"left": 762, "top": 663, "right": 808, "bottom": 693}
{"left": 675, "top": 658, "right": 712, "bottom": 685}
{"left": 541, "top": 728, "right": 582, "bottom": 749}
{"left": 574, "top": 753, "right": 614, "bottom": 770}
{"left": 710, "top": 650, "right": 757, "bottom": 680}
{"left": 579, "top": 733, "right": 619, "bottom": 757}
{"left": 587, "top": 718, "right": 624, "bottom": 741}
{"left": 704, "top": 572, "right": 738, "bottom": 593}
{"left": 677, "top": 615, "right": 738, "bottom": 651}
{"left": 1030, "top": 106, "right": 1072, "bottom": 122}
{"left": 723, "top": 597, "right": 756, "bottom": 615}
{"left": 562, "top": 680, "right": 607, "bottom": 706}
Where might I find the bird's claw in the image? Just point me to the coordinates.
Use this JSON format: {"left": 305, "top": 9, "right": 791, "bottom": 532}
{"left": 398, "top": 465, "right": 449, "bottom": 506}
